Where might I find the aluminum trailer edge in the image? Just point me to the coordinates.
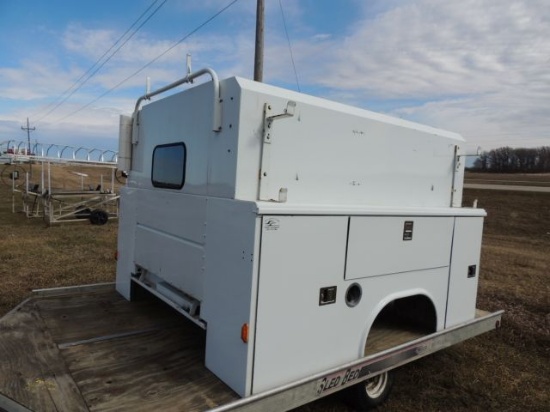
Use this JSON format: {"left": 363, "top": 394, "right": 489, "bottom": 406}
{"left": 213, "top": 310, "right": 502, "bottom": 411}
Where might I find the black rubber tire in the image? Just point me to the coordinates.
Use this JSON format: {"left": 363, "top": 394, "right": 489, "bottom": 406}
{"left": 344, "top": 370, "right": 394, "bottom": 411}
{"left": 90, "top": 209, "right": 109, "bottom": 225}
{"left": 115, "top": 169, "right": 128, "bottom": 184}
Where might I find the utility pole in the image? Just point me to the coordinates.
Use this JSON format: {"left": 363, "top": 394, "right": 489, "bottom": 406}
{"left": 21, "top": 117, "right": 35, "bottom": 155}
{"left": 254, "top": 0, "right": 264, "bottom": 82}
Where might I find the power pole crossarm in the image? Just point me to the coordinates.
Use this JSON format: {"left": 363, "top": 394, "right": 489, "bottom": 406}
{"left": 21, "top": 117, "right": 36, "bottom": 155}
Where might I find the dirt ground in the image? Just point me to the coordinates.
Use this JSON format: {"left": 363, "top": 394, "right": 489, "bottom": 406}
{"left": 0, "top": 166, "right": 548, "bottom": 411}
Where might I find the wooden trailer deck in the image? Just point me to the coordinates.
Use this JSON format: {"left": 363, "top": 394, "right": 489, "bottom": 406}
{"left": 0, "top": 284, "right": 238, "bottom": 412}
{"left": 0, "top": 284, "right": 502, "bottom": 412}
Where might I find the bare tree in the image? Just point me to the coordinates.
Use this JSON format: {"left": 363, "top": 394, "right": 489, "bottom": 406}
{"left": 470, "top": 146, "right": 550, "bottom": 173}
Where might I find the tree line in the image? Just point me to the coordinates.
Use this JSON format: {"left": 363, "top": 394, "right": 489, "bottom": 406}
{"left": 471, "top": 146, "right": 550, "bottom": 173}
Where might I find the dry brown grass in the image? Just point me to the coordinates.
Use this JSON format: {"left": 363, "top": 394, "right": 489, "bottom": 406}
{"left": 0, "top": 165, "right": 548, "bottom": 411}
{"left": 0, "top": 163, "right": 119, "bottom": 315}
{"left": 1, "top": 162, "right": 121, "bottom": 192}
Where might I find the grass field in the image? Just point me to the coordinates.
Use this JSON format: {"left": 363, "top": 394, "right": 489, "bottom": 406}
{"left": 465, "top": 171, "right": 550, "bottom": 186}
{"left": 0, "top": 163, "right": 119, "bottom": 315}
{"left": 0, "top": 166, "right": 548, "bottom": 411}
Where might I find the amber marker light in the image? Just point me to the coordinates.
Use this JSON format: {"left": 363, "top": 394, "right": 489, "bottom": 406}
{"left": 241, "top": 323, "right": 249, "bottom": 343}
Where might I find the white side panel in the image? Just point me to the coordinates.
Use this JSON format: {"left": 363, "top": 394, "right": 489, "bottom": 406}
{"left": 136, "top": 190, "right": 206, "bottom": 244}
{"left": 253, "top": 216, "right": 349, "bottom": 393}
{"left": 116, "top": 186, "right": 138, "bottom": 299}
{"left": 202, "top": 198, "right": 260, "bottom": 397}
{"left": 252, "top": 215, "right": 449, "bottom": 394}
{"left": 452, "top": 145, "right": 465, "bottom": 207}
{"left": 130, "top": 82, "right": 218, "bottom": 195}
{"left": 132, "top": 191, "right": 207, "bottom": 301}
{"left": 134, "top": 225, "right": 204, "bottom": 301}
{"left": 446, "top": 217, "right": 484, "bottom": 327}
{"left": 206, "top": 79, "right": 240, "bottom": 198}
{"left": 346, "top": 217, "right": 454, "bottom": 279}
{"left": 233, "top": 77, "right": 462, "bottom": 207}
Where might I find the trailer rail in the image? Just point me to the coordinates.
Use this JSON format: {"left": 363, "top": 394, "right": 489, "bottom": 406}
{"left": 213, "top": 309, "right": 502, "bottom": 411}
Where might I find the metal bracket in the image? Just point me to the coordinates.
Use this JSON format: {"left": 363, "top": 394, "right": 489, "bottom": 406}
{"left": 259, "top": 101, "right": 296, "bottom": 201}
{"left": 450, "top": 145, "right": 461, "bottom": 207}
{"left": 263, "top": 101, "right": 296, "bottom": 144}
{"left": 267, "top": 101, "right": 296, "bottom": 122}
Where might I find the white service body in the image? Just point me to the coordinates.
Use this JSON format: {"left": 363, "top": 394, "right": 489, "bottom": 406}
{"left": 116, "top": 74, "right": 485, "bottom": 397}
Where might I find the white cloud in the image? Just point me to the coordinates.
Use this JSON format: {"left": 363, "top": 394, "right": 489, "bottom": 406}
{"left": 59, "top": 23, "right": 258, "bottom": 89}
{"left": 1, "top": 0, "right": 549, "bottom": 151}
{"left": 311, "top": 0, "right": 550, "bottom": 148}
{"left": 323, "top": 0, "right": 549, "bottom": 97}
{"left": 394, "top": 86, "right": 550, "bottom": 151}
{"left": 312, "top": 33, "right": 332, "bottom": 41}
{"left": 0, "top": 58, "right": 83, "bottom": 100}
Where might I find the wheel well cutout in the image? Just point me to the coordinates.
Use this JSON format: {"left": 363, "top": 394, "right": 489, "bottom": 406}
{"left": 365, "top": 295, "right": 437, "bottom": 356}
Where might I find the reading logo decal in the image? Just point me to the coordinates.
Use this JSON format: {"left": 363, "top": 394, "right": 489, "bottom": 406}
{"left": 264, "top": 218, "right": 280, "bottom": 231}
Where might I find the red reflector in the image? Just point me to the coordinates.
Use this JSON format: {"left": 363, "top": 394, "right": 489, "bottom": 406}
{"left": 241, "top": 323, "right": 249, "bottom": 343}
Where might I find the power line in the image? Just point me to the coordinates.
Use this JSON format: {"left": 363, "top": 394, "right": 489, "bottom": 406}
{"left": 37, "top": 0, "right": 167, "bottom": 123}
{"left": 34, "top": 0, "right": 166, "bottom": 123}
{"left": 55, "top": 0, "right": 240, "bottom": 123}
{"left": 279, "top": 0, "right": 300, "bottom": 92}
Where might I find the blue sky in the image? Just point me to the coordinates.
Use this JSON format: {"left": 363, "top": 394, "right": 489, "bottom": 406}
{"left": 0, "top": 0, "right": 549, "bottom": 153}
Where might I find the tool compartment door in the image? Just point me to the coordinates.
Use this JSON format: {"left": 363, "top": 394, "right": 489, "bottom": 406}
{"left": 345, "top": 216, "right": 454, "bottom": 280}
{"left": 252, "top": 215, "right": 349, "bottom": 394}
{"left": 445, "top": 216, "right": 483, "bottom": 327}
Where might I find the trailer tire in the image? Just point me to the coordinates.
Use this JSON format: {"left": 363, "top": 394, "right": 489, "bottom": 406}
{"left": 344, "top": 370, "right": 394, "bottom": 411}
{"left": 90, "top": 209, "right": 109, "bottom": 225}
{"left": 115, "top": 169, "right": 128, "bottom": 184}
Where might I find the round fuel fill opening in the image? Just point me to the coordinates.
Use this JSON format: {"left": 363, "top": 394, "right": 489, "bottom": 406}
{"left": 345, "top": 283, "right": 362, "bottom": 307}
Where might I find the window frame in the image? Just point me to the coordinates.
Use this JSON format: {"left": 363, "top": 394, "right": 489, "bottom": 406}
{"left": 151, "top": 142, "right": 187, "bottom": 190}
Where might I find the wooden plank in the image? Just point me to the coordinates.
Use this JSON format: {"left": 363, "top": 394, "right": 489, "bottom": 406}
{"left": 2, "top": 290, "right": 237, "bottom": 412}
{"left": 0, "top": 301, "right": 89, "bottom": 412}
{"left": 366, "top": 310, "right": 489, "bottom": 356}
{"left": 36, "top": 290, "right": 187, "bottom": 345}
{"left": 475, "top": 308, "right": 490, "bottom": 318}
{"left": 365, "top": 322, "right": 426, "bottom": 356}
{"left": 61, "top": 325, "right": 238, "bottom": 412}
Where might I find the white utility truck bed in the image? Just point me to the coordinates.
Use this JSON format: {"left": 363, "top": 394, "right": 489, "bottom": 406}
{"left": 0, "top": 68, "right": 503, "bottom": 411}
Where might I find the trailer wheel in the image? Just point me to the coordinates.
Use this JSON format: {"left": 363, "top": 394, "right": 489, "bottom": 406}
{"left": 115, "top": 169, "right": 128, "bottom": 184}
{"left": 90, "top": 209, "right": 109, "bottom": 225}
{"left": 344, "top": 371, "right": 394, "bottom": 411}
